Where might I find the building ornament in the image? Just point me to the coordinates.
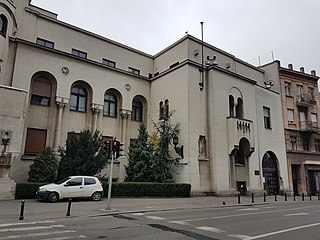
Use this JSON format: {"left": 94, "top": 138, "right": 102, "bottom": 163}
{"left": 91, "top": 103, "right": 102, "bottom": 114}
{"left": 237, "top": 120, "right": 250, "bottom": 133}
{"left": 61, "top": 67, "right": 70, "bottom": 75}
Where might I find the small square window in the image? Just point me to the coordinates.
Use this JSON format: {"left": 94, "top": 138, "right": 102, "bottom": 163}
{"left": 36, "top": 38, "right": 54, "bottom": 49}
{"left": 72, "top": 48, "right": 87, "bottom": 59}
{"left": 128, "top": 67, "right": 140, "bottom": 75}
{"left": 102, "top": 58, "right": 116, "bottom": 68}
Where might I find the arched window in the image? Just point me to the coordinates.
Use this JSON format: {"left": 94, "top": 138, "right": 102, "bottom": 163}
{"left": 229, "top": 95, "right": 235, "bottom": 117}
{"left": 235, "top": 138, "right": 250, "bottom": 165}
{"left": 165, "top": 99, "right": 169, "bottom": 117}
{"left": 70, "top": 85, "right": 87, "bottom": 112}
{"left": 236, "top": 98, "right": 243, "bottom": 118}
{"left": 159, "top": 101, "right": 164, "bottom": 119}
{"left": 262, "top": 152, "right": 277, "bottom": 169}
{"left": 30, "top": 77, "right": 52, "bottom": 106}
{"left": 104, "top": 93, "right": 117, "bottom": 117}
{"left": 0, "top": 14, "right": 8, "bottom": 36}
{"left": 132, "top": 98, "right": 143, "bottom": 121}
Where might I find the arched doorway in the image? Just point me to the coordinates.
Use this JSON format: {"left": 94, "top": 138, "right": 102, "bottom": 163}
{"left": 230, "top": 138, "right": 251, "bottom": 195}
{"left": 262, "top": 152, "right": 279, "bottom": 195}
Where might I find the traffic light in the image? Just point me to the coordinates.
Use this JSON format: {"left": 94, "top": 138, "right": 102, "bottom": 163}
{"left": 112, "top": 139, "right": 117, "bottom": 154}
{"left": 103, "top": 141, "right": 111, "bottom": 158}
{"left": 116, "top": 141, "right": 124, "bottom": 158}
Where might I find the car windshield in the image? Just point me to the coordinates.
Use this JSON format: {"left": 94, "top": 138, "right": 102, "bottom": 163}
{"left": 55, "top": 177, "right": 71, "bottom": 184}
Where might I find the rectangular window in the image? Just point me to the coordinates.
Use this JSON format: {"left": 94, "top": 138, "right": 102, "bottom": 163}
{"left": 297, "top": 85, "right": 304, "bottom": 101}
{"left": 311, "top": 113, "right": 318, "bottom": 127}
{"left": 25, "top": 128, "right": 47, "bottom": 154}
{"left": 290, "top": 136, "right": 297, "bottom": 150}
{"left": 308, "top": 87, "right": 315, "bottom": 101}
{"left": 287, "top": 109, "right": 294, "bottom": 124}
{"left": 36, "top": 38, "right": 54, "bottom": 49}
{"left": 102, "top": 58, "right": 116, "bottom": 68}
{"left": 72, "top": 48, "right": 87, "bottom": 59}
{"left": 315, "top": 139, "right": 320, "bottom": 152}
{"left": 302, "top": 137, "right": 310, "bottom": 151}
{"left": 128, "top": 67, "right": 140, "bottom": 75}
{"left": 284, "top": 82, "right": 291, "bottom": 96}
{"left": 263, "top": 107, "right": 271, "bottom": 129}
{"left": 30, "top": 95, "right": 50, "bottom": 106}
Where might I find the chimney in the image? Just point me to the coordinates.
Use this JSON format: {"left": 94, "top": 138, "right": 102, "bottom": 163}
{"left": 300, "top": 67, "right": 305, "bottom": 73}
{"left": 311, "top": 70, "right": 316, "bottom": 76}
{"left": 288, "top": 64, "right": 293, "bottom": 70}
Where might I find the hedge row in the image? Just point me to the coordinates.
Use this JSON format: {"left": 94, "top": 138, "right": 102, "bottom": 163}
{"left": 15, "top": 182, "right": 191, "bottom": 199}
{"left": 102, "top": 182, "right": 191, "bottom": 197}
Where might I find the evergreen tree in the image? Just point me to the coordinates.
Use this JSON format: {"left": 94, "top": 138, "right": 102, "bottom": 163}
{"left": 57, "top": 129, "right": 106, "bottom": 180}
{"left": 28, "top": 147, "right": 58, "bottom": 183}
{"left": 125, "top": 112, "right": 180, "bottom": 183}
{"left": 125, "top": 123, "right": 155, "bottom": 182}
{"left": 152, "top": 110, "right": 180, "bottom": 182}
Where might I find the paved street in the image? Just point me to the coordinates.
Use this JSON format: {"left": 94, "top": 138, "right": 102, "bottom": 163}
{"left": 0, "top": 196, "right": 319, "bottom": 239}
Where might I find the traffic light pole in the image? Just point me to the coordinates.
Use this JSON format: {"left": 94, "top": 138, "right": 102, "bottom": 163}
{"left": 106, "top": 150, "right": 114, "bottom": 210}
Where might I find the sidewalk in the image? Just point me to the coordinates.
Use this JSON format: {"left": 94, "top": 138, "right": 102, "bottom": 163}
{"left": 0, "top": 195, "right": 298, "bottom": 224}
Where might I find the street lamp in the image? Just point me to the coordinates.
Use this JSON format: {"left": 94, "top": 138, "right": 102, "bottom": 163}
{"left": 173, "top": 134, "right": 184, "bottom": 159}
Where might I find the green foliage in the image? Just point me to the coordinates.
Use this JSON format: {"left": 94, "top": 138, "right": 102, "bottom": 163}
{"left": 125, "top": 123, "right": 155, "bottom": 182}
{"left": 125, "top": 112, "right": 180, "bottom": 183}
{"left": 102, "top": 181, "right": 191, "bottom": 197}
{"left": 28, "top": 147, "right": 58, "bottom": 183}
{"left": 15, "top": 182, "right": 47, "bottom": 199}
{"left": 152, "top": 111, "right": 180, "bottom": 182}
{"left": 57, "top": 129, "right": 106, "bottom": 180}
{"left": 14, "top": 182, "right": 191, "bottom": 199}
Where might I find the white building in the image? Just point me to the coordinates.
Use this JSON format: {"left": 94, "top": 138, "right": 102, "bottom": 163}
{"left": 0, "top": 0, "right": 291, "bottom": 198}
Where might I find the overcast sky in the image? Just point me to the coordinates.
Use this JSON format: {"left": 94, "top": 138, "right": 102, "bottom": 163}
{"left": 31, "top": 0, "right": 320, "bottom": 76}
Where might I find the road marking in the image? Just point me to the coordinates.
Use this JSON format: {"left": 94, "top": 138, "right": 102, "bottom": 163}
{"left": 183, "top": 217, "right": 208, "bottom": 222}
{"left": 131, "top": 213, "right": 144, "bottom": 216}
{"left": 283, "top": 213, "right": 309, "bottom": 216}
{"left": 169, "top": 220, "right": 190, "bottom": 225}
{"left": 195, "top": 226, "right": 225, "bottom": 233}
{"left": 44, "top": 235, "right": 87, "bottom": 240}
{"left": 236, "top": 208, "right": 259, "bottom": 211}
{"left": 229, "top": 234, "right": 251, "bottom": 239}
{"left": 209, "top": 205, "right": 319, "bottom": 220}
{"left": 244, "top": 222, "right": 320, "bottom": 240}
{"left": 0, "top": 224, "right": 65, "bottom": 232}
{"left": 146, "top": 216, "right": 166, "bottom": 220}
{"left": 0, "top": 220, "right": 55, "bottom": 228}
{"left": 0, "top": 230, "right": 76, "bottom": 240}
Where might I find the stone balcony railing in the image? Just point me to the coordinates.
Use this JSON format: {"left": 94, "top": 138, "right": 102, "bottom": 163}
{"left": 227, "top": 117, "right": 254, "bottom": 154}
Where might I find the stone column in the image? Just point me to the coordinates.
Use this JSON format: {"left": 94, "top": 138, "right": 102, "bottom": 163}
{"left": 91, "top": 104, "right": 102, "bottom": 132}
{"left": 121, "top": 110, "right": 128, "bottom": 143}
{"left": 53, "top": 97, "right": 67, "bottom": 151}
{"left": 118, "top": 110, "right": 131, "bottom": 182}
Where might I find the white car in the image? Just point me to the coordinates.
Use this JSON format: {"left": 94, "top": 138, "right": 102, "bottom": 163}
{"left": 36, "top": 176, "right": 104, "bottom": 203}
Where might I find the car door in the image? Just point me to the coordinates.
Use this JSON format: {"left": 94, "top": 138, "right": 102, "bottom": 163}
{"left": 82, "top": 177, "right": 98, "bottom": 197}
{"left": 61, "top": 177, "right": 84, "bottom": 198}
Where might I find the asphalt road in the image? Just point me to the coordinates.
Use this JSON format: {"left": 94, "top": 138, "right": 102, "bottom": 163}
{"left": 1, "top": 201, "right": 319, "bottom": 239}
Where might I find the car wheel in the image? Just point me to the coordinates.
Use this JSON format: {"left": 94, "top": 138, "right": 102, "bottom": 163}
{"left": 48, "top": 192, "right": 59, "bottom": 203}
{"left": 91, "top": 192, "right": 102, "bottom": 201}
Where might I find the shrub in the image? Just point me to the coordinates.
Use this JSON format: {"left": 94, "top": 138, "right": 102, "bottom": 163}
{"left": 15, "top": 182, "right": 191, "bottom": 199}
{"left": 102, "top": 182, "right": 191, "bottom": 197}
{"left": 28, "top": 147, "right": 58, "bottom": 183}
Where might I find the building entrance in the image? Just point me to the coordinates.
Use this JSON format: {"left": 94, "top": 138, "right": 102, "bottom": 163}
{"left": 262, "top": 152, "right": 279, "bottom": 195}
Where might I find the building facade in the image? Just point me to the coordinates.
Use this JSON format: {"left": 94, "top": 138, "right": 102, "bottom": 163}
{"left": 0, "top": 0, "right": 291, "bottom": 197}
{"left": 278, "top": 64, "right": 320, "bottom": 195}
